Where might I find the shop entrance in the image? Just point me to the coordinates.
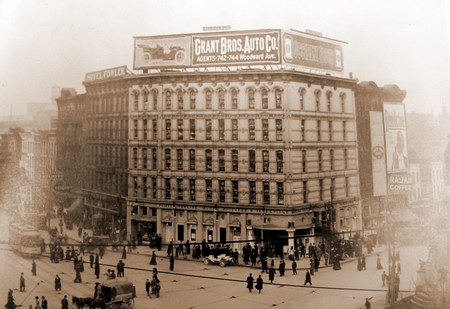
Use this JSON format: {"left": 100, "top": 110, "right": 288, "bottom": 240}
{"left": 219, "top": 227, "right": 227, "bottom": 244}
{"left": 177, "top": 224, "right": 184, "bottom": 241}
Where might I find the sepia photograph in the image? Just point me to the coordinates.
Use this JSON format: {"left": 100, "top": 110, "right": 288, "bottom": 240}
{"left": 0, "top": 0, "right": 450, "bottom": 308}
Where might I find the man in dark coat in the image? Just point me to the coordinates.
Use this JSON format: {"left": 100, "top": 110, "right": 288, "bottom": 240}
{"left": 169, "top": 254, "right": 174, "bottom": 271}
{"left": 268, "top": 266, "right": 276, "bottom": 283}
{"left": 279, "top": 259, "right": 285, "bottom": 277}
{"left": 261, "top": 258, "right": 268, "bottom": 273}
{"left": 185, "top": 240, "right": 190, "bottom": 255}
{"left": 255, "top": 275, "right": 263, "bottom": 293}
{"left": 292, "top": 260, "right": 297, "bottom": 275}
{"left": 41, "top": 296, "right": 48, "bottom": 309}
{"left": 246, "top": 273, "right": 254, "bottom": 292}
{"left": 304, "top": 270, "right": 312, "bottom": 285}
{"left": 54, "top": 275, "right": 62, "bottom": 291}
{"left": 145, "top": 279, "right": 151, "bottom": 296}
{"left": 20, "top": 272, "right": 25, "bottom": 292}
{"left": 31, "top": 259, "right": 37, "bottom": 276}
{"left": 89, "top": 254, "right": 94, "bottom": 268}
{"left": 122, "top": 246, "right": 127, "bottom": 259}
{"left": 94, "top": 254, "right": 100, "bottom": 279}
{"left": 61, "top": 295, "right": 69, "bottom": 309}
{"left": 167, "top": 241, "right": 173, "bottom": 257}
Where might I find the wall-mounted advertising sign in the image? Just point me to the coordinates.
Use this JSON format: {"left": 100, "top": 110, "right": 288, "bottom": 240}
{"left": 283, "top": 32, "right": 343, "bottom": 72}
{"left": 192, "top": 31, "right": 280, "bottom": 66}
{"left": 85, "top": 65, "right": 128, "bottom": 83}
{"left": 370, "top": 111, "right": 387, "bottom": 196}
{"left": 388, "top": 174, "right": 412, "bottom": 194}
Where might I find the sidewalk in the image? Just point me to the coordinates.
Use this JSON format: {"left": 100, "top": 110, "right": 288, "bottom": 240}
{"left": 46, "top": 217, "right": 386, "bottom": 271}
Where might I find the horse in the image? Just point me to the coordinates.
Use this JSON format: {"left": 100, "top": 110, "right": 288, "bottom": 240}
{"left": 72, "top": 296, "right": 106, "bottom": 309}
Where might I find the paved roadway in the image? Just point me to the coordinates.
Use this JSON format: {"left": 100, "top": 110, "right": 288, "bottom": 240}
{"left": 0, "top": 211, "right": 428, "bottom": 309}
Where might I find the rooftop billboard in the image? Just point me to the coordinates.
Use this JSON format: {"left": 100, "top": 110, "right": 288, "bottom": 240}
{"left": 133, "top": 29, "right": 344, "bottom": 74}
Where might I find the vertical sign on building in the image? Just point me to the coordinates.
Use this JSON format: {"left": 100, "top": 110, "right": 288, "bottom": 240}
{"left": 383, "top": 103, "right": 412, "bottom": 194}
{"left": 370, "top": 111, "right": 387, "bottom": 196}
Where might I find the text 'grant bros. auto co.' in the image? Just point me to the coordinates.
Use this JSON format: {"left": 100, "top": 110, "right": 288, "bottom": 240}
{"left": 133, "top": 29, "right": 344, "bottom": 73}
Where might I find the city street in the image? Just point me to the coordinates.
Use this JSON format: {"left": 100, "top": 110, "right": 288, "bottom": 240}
{"left": 1, "top": 211, "right": 428, "bottom": 309}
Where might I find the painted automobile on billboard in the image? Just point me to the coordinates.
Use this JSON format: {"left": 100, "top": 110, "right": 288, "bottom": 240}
{"left": 283, "top": 32, "right": 343, "bottom": 72}
{"left": 134, "top": 36, "right": 191, "bottom": 69}
{"left": 192, "top": 31, "right": 280, "bottom": 66}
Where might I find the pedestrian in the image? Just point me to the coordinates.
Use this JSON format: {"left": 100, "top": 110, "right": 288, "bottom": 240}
{"left": 150, "top": 251, "right": 157, "bottom": 265}
{"left": 5, "top": 289, "right": 16, "bottom": 309}
{"left": 376, "top": 254, "right": 383, "bottom": 270}
{"left": 167, "top": 240, "right": 173, "bottom": 257}
{"left": 292, "top": 260, "right": 297, "bottom": 275}
{"left": 34, "top": 296, "right": 41, "bottom": 309}
{"left": 145, "top": 279, "right": 151, "bottom": 296}
{"left": 89, "top": 254, "right": 94, "bottom": 268}
{"left": 32, "top": 259, "right": 37, "bottom": 276}
{"left": 260, "top": 258, "right": 268, "bottom": 273}
{"left": 61, "top": 295, "right": 69, "bottom": 309}
{"left": 279, "top": 259, "right": 285, "bottom": 277}
{"left": 20, "top": 272, "right": 26, "bottom": 292}
{"left": 41, "top": 296, "right": 48, "bottom": 309}
{"left": 381, "top": 270, "right": 387, "bottom": 286}
{"left": 169, "top": 254, "right": 175, "bottom": 271}
{"left": 246, "top": 273, "right": 254, "bottom": 292}
{"left": 122, "top": 246, "right": 127, "bottom": 259}
{"left": 74, "top": 269, "right": 82, "bottom": 283}
{"left": 255, "top": 275, "right": 263, "bottom": 293}
{"left": 362, "top": 254, "right": 366, "bottom": 270}
{"left": 117, "top": 260, "right": 125, "bottom": 277}
{"left": 397, "top": 262, "right": 401, "bottom": 274}
{"left": 304, "top": 270, "right": 312, "bottom": 285}
{"left": 365, "top": 297, "right": 371, "bottom": 309}
{"left": 54, "top": 275, "right": 62, "bottom": 291}
{"left": 94, "top": 254, "right": 100, "bottom": 279}
{"left": 268, "top": 266, "right": 276, "bottom": 283}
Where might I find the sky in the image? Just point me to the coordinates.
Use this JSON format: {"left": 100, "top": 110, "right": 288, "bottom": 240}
{"left": 0, "top": 0, "right": 449, "bottom": 116}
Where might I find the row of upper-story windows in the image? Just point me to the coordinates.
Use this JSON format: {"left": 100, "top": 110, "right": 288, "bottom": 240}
{"left": 129, "top": 118, "right": 353, "bottom": 142}
{"left": 90, "top": 145, "right": 128, "bottom": 167}
{"left": 129, "top": 86, "right": 350, "bottom": 113}
{"left": 131, "top": 176, "right": 285, "bottom": 205}
{"left": 91, "top": 94, "right": 128, "bottom": 114}
{"left": 90, "top": 170, "right": 128, "bottom": 196}
{"left": 90, "top": 120, "right": 128, "bottom": 140}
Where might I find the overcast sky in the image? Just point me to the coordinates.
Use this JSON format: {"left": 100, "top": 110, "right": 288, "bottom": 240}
{"left": 0, "top": 0, "right": 449, "bottom": 116}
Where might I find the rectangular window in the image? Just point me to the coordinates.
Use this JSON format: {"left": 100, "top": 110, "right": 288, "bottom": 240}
{"left": 142, "top": 207, "right": 147, "bottom": 216}
{"left": 219, "top": 180, "right": 226, "bottom": 202}
{"left": 344, "top": 148, "right": 348, "bottom": 169}
{"left": 342, "top": 121, "right": 347, "bottom": 141}
{"left": 319, "top": 179, "right": 324, "bottom": 201}
{"left": 152, "top": 177, "right": 157, "bottom": 198}
{"left": 143, "top": 119, "right": 148, "bottom": 140}
{"left": 206, "top": 179, "right": 212, "bottom": 202}
{"left": 153, "top": 92, "right": 158, "bottom": 110}
{"left": 218, "top": 90, "right": 225, "bottom": 109}
{"left": 302, "top": 150, "right": 307, "bottom": 173}
{"left": 263, "top": 181, "right": 270, "bottom": 205}
{"left": 299, "top": 89, "right": 305, "bottom": 110}
{"left": 219, "top": 149, "right": 225, "bottom": 172}
{"left": 177, "top": 119, "right": 183, "bottom": 140}
{"left": 165, "top": 149, "right": 171, "bottom": 170}
{"left": 165, "top": 119, "right": 171, "bottom": 140}
{"left": 330, "top": 149, "right": 334, "bottom": 170}
{"left": 262, "top": 119, "right": 269, "bottom": 141}
{"left": 249, "top": 181, "right": 256, "bottom": 204}
{"left": 318, "top": 149, "right": 323, "bottom": 171}
{"left": 152, "top": 148, "right": 157, "bottom": 170}
{"left": 303, "top": 180, "right": 308, "bottom": 203}
{"left": 177, "top": 92, "right": 183, "bottom": 110}
{"left": 331, "top": 177, "right": 335, "bottom": 200}
{"left": 277, "top": 182, "right": 284, "bottom": 205}
{"left": 232, "top": 119, "right": 238, "bottom": 141}
{"left": 133, "top": 176, "right": 138, "bottom": 197}
{"left": 232, "top": 180, "right": 239, "bottom": 203}
{"left": 177, "top": 149, "right": 183, "bottom": 170}
{"left": 317, "top": 120, "right": 321, "bottom": 141}
{"left": 345, "top": 176, "right": 350, "bottom": 197}
{"left": 276, "top": 150, "right": 283, "bottom": 173}
{"left": 165, "top": 91, "right": 172, "bottom": 110}
{"left": 177, "top": 178, "right": 183, "bottom": 200}
{"left": 133, "top": 120, "right": 138, "bottom": 139}
{"left": 329, "top": 121, "right": 333, "bottom": 141}
{"left": 249, "top": 119, "right": 255, "bottom": 141}
{"left": 133, "top": 148, "right": 138, "bottom": 169}
{"left": 231, "top": 90, "right": 238, "bottom": 109}
{"left": 152, "top": 119, "right": 157, "bottom": 140}
{"left": 189, "top": 179, "right": 196, "bottom": 201}
{"left": 190, "top": 119, "right": 196, "bottom": 140}
{"left": 249, "top": 150, "right": 256, "bottom": 172}
{"left": 205, "top": 90, "right": 212, "bottom": 109}
{"left": 262, "top": 150, "right": 269, "bottom": 173}
{"left": 276, "top": 119, "right": 283, "bottom": 141}
{"left": 189, "top": 91, "right": 196, "bottom": 110}
{"left": 143, "top": 148, "right": 147, "bottom": 169}
{"left": 232, "top": 150, "right": 239, "bottom": 172}
{"left": 301, "top": 119, "right": 305, "bottom": 141}
{"left": 205, "top": 149, "right": 212, "bottom": 171}
{"left": 206, "top": 119, "right": 212, "bottom": 140}
{"left": 143, "top": 177, "right": 147, "bottom": 198}
{"left": 219, "top": 119, "right": 225, "bottom": 140}
{"left": 189, "top": 149, "right": 196, "bottom": 171}
{"left": 165, "top": 178, "right": 171, "bottom": 199}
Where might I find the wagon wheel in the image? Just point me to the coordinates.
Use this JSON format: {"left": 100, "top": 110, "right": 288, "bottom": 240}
{"left": 203, "top": 258, "right": 210, "bottom": 265}
{"left": 127, "top": 298, "right": 135, "bottom": 308}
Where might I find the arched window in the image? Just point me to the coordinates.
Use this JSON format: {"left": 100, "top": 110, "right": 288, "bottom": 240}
{"left": 143, "top": 90, "right": 149, "bottom": 110}
{"left": 165, "top": 90, "right": 172, "bottom": 110}
{"left": 218, "top": 89, "right": 225, "bottom": 109}
{"left": 314, "top": 89, "right": 321, "bottom": 112}
{"left": 231, "top": 88, "right": 238, "bottom": 109}
{"left": 205, "top": 89, "right": 212, "bottom": 109}
{"left": 261, "top": 88, "right": 269, "bottom": 109}
{"left": 326, "top": 90, "right": 333, "bottom": 112}
{"left": 189, "top": 89, "right": 197, "bottom": 110}
{"left": 275, "top": 88, "right": 282, "bottom": 109}
{"left": 340, "top": 92, "right": 347, "bottom": 113}
{"left": 248, "top": 89, "right": 255, "bottom": 109}
{"left": 177, "top": 90, "right": 184, "bottom": 110}
{"left": 133, "top": 91, "right": 139, "bottom": 111}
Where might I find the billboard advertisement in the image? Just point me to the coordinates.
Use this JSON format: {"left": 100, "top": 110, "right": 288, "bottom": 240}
{"left": 283, "top": 32, "right": 343, "bottom": 72}
{"left": 192, "top": 31, "right": 280, "bottom": 66}
{"left": 383, "top": 103, "right": 411, "bottom": 194}
{"left": 370, "top": 111, "right": 387, "bottom": 196}
{"left": 134, "top": 36, "right": 191, "bottom": 69}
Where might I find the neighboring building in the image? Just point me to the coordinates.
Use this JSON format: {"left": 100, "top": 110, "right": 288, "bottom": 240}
{"left": 354, "top": 82, "right": 408, "bottom": 231}
{"left": 409, "top": 163, "right": 421, "bottom": 204}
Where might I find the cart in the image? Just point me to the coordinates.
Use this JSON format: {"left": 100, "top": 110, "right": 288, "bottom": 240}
{"left": 101, "top": 280, "right": 136, "bottom": 308}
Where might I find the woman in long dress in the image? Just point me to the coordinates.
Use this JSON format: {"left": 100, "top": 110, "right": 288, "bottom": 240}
{"left": 150, "top": 251, "right": 157, "bottom": 265}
